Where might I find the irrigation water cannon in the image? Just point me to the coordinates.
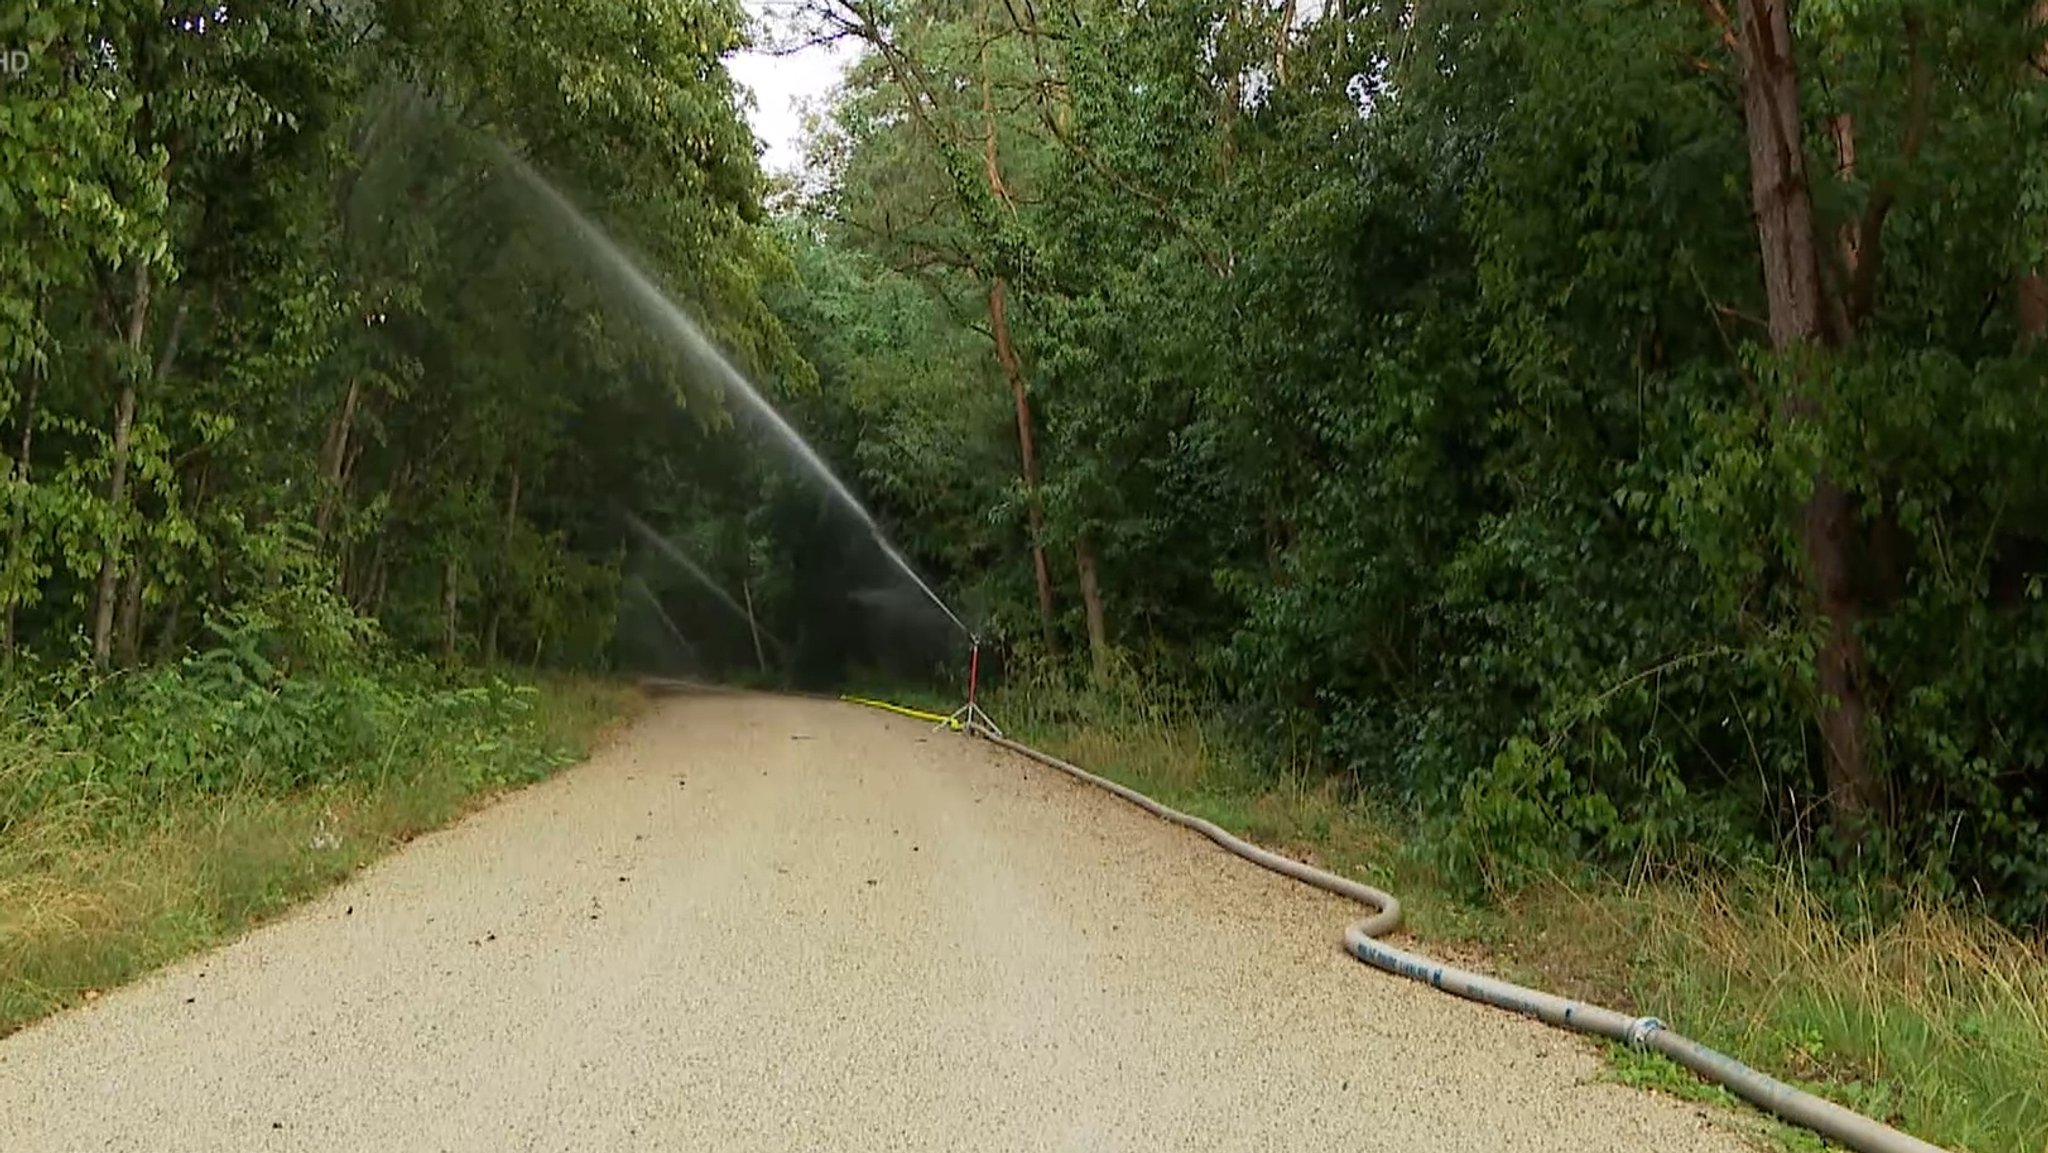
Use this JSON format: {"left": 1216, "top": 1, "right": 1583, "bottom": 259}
{"left": 941, "top": 635, "right": 1002, "bottom": 737}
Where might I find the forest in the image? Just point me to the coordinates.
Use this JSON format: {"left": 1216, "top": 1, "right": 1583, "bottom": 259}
{"left": 7, "top": 1, "right": 2048, "bottom": 1145}
{"left": 768, "top": 0, "right": 2048, "bottom": 932}
{"left": 6, "top": 0, "right": 2048, "bottom": 935}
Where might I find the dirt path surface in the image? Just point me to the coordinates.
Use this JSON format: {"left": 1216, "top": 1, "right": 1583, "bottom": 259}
{"left": 0, "top": 693, "right": 1748, "bottom": 1152}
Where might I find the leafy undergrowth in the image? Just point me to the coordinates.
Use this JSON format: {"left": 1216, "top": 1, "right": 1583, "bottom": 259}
{"left": 0, "top": 664, "right": 640, "bottom": 1038}
{"left": 986, "top": 676, "right": 2048, "bottom": 1153}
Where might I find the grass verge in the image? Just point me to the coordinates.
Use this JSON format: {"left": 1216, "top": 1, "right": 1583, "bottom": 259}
{"left": 985, "top": 676, "right": 2048, "bottom": 1153}
{"left": 0, "top": 669, "right": 640, "bottom": 1038}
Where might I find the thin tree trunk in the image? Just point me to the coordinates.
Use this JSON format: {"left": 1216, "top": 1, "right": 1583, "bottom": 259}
{"left": 6, "top": 362, "right": 38, "bottom": 655}
{"left": 1830, "top": 113, "right": 1862, "bottom": 278}
{"left": 92, "top": 265, "right": 153, "bottom": 669}
{"left": 315, "top": 379, "right": 361, "bottom": 538}
{"left": 116, "top": 556, "right": 144, "bottom": 667}
{"left": 1273, "top": 0, "right": 1297, "bottom": 83}
{"left": 1733, "top": 0, "right": 1882, "bottom": 831}
{"left": 991, "top": 279, "right": 1060, "bottom": 654}
{"left": 155, "top": 599, "right": 182, "bottom": 660}
{"left": 483, "top": 468, "right": 520, "bottom": 665}
{"left": 743, "top": 574, "right": 767, "bottom": 674}
{"left": 89, "top": 375, "right": 139, "bottom": 668}
{"left": 362, "top": 533, "right": 387, "bottom": 616}
{"left": 976, "top": 15, "right": 1061, "bottom": 656}
{"left": 2024, "top": 1, "right": 2048, "bottom": 346}
{"left": 155, "top": 458, "right": 209, "bottom": 660}
{"left": 442, "top": 556, "right": 460, "bottom": 664}
{"left": 364, "top": 458, "right": 407, "bottom": 617}
{"left": 2025, "top": 277, "right": 2048, "bottom": 347}
{"left": 1075, "top": 538, "right": 1108, "bottom": 678}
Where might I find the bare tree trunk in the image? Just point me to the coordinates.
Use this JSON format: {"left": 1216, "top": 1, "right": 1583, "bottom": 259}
{"left": 361, "top": 533, "right": 387, "bottom": 616}
{"left": 1734, "top": 0, "right": 1882, "bottom": 831}
{"left": 315, "top": 379, "right": 361, "bottom": 538}
{"left": 6, "top": 362, "right": 38, "bottom": 656}
{"left": 1075, "top": 538, "right": 1108, "bottom": 678}
{"left": 92, "top": 265, "right": 152, "bottom": 669}
{"left": 1273, "top": 0, "right": 1297, "bottom": 83}
{"left": 743, "top": 574, "right": 767, "bottom": 674}
{"left": 155, "top": 599, "right": 182, "bottom": 660}
{"left": 990, "top": 279, "right": 1060, "bottom": 653}
{"left": 484, "top": 469, "right": 520, "bottom": 665}
{"left": 976, "top": 16, "right": 1062, "bottom": 656}
{"left": 363, "top": 458, "right": 406, "bottom": 617}
{"left": 2024, "top": 2, "right": 2048, "bottom": 346}
{"left": 1829, "top": 112, "right": 1862, "bottom": 278}
{"left": 2024, "top": 277, "right": 2048, "bottom": 347}
{"left": 116, "top": 556, "right": 144, "bottom": 667}
{"left": 155, "top": 458, "right": 209, "bottom": 660}
{"left": 442, "top": 556, "right": 460, "bottom": 664}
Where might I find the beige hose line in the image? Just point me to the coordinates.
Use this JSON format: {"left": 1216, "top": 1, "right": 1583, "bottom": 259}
{"left": 949, "top": 720, "right": 1948, "bottom": 1153}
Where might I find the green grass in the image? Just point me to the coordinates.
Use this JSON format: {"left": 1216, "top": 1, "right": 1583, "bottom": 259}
{"left": 984, "top": 674, "right": 2048, "bottom": 1153}
{"left": 0, "top": 671, "right": 640, "bottom": 1037}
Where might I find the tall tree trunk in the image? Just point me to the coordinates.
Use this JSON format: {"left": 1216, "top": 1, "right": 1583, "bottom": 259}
{"left": 976, "top": 30, "right": 1061, "bottom": 654}
{"left": 442, "top": 556, "right": 460, "bottom": 664}
{"left": 92, "top": 265, "right": 153, "bottom": 669}
{"left": 2024, "top": 1, "right": 2048, "bottom": 346}
{"left": 990, "top": 279, "right": 1060, "bottom": 653}
{"left": 1075, "top": 538, "right": 1108, "bottom": 678}
{"left": 363, "top": 458, "right": 407, "bottom": 617}
{"left": 6, "top": 362, "right": 38, "bottom": 656}
{"left": 315, "top": 379, "right": 362, "bottom": 538}
{"left": 362, "top": 533, "right": 388, "bottom": 616}
{"left": 2025, "top": 275, "right": 2048, "bottom": 347}
{"left": 155, "top": 598, "right": 182, "bottom": 660}
{"left": 743, "top": 573, "right": 767, "bottom": 674}
{"left": 1273, "top": 0, "right": 1297, "bottom": 83}
{"left": 116, "top": 555, "right": 144, "bottom": 667}
{"left": 484, "top": 469, "right": 520, "bottom": 665}
{"left": 1733, "top": 0, "right": 1882, "bottom": 832}
{"left": 155, "top": 458, "right": 209, "bottom": 660}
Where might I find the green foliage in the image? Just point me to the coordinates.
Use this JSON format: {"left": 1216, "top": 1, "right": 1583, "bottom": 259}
{"left": 0, "top": 0, "right": 801, "bottom": 683}
{"left": 0, "top": 660, "right": 633, "bottom": 1036}
{"left": 994, "top": 672, "right": 2048, "bottom": 1153}
{"left": 771, "top": 0, "right": 2048, "bottom": 928}
{"left": 0, "top": 624, "right": 560, "bottom": 841}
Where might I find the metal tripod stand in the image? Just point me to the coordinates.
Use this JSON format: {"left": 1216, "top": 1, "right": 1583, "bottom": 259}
{"left": 942, "top": 638, "right": 1002, "bottom": 737}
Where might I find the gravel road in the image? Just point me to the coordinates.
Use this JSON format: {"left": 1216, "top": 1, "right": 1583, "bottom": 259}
{"left": 0, "top": 693, "right": 1749, "bottom": 1152}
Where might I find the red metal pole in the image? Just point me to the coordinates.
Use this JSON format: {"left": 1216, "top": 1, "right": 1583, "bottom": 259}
{"left": 967, "top": 642, "right": 981, "bottom": 710}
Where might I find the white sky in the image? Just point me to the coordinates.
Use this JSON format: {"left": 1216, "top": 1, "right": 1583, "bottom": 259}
{"left": 727, "top": 22, "right": 861, "bottom": 175}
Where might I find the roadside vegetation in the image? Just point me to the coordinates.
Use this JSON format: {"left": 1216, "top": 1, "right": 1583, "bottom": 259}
{"left": 3, "top": 2, "right": 750, "bottom": 1037}
{"left": 0, "top": 630, "right": 636, "bottom": 1037}
{"left": 769, "top": 3, "right": 2048, "bottom": 1149}
{"left": 985, "top": 671, "right": 2047, "bottom": 1153}
{"left": 11, "top": 1, "right": 2048, "bottom": 1150}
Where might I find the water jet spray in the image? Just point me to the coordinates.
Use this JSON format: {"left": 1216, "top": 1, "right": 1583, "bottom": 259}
{"left": 494, "top": 146, "right": 969, "bottom": 639}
